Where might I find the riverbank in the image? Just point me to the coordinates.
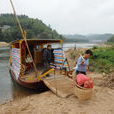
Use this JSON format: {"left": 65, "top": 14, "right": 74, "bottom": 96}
{"left": 0, "top": 42, "right": 9, "bottom": 47}
{"left": 0, "top": 84, "right": 114, "bottom": 114}
{"left": 0, "top": 44, "right": 114, "bottom": 114}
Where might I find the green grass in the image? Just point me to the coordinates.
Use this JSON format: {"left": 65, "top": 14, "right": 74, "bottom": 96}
{"left": 90, "top": 46, "right": 114, "bottom": 74}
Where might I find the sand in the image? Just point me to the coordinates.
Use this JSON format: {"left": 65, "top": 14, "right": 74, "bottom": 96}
{"left": 0, "top": 78, "right": 114, "bottom": 114}
{"left": 0, "top": 42, "right": 9, "bottom": 47}
{"left": 0, "top": 87, "right": 114, "bottom": 114}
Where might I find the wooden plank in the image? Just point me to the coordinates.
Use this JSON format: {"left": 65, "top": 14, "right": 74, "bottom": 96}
{"left": 43, "top": 76, "right": 74, "bottom": 98}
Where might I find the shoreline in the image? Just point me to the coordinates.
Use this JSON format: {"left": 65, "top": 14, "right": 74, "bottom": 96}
{"left": 0, "top": 42, "right": 9, "bottom": 47}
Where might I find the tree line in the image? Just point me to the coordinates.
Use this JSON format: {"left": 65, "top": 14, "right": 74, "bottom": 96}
{"left": 0, "top": 14, "right": 63, "bottom": 42}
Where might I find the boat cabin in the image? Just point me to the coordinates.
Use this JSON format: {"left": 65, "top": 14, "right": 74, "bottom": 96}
{"left": 9, "top": 39, "right": 70, "bottom": 88}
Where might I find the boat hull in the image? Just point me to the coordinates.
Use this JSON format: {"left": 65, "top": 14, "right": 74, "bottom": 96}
{"left": 9, "top": 69, "right": 46, "bottom": 89}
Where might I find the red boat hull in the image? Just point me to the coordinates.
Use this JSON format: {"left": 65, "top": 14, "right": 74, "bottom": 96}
{"left": 9, "top": 69, "right": 46, "bottom": 89}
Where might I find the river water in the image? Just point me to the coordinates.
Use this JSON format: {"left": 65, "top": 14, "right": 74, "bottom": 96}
{"left": 0, "top": 42, "right": 97, "bottom": 104}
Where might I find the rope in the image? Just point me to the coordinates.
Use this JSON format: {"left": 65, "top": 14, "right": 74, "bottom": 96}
{"left": 9, "top": 0, "right": 38, "bottom": 77}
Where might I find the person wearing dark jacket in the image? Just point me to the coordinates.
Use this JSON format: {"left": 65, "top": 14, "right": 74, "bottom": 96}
{"left": 42, "top": 45, "right": 52, "bottom": 73}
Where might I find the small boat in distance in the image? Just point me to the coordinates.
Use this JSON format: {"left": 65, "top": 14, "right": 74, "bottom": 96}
{"left": 9, "top": 39, "right": 68, "bottom": 89}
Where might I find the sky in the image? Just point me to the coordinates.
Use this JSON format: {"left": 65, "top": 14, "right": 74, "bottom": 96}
{"left": 1, "top": 0, "right": 114, "bottom": 34}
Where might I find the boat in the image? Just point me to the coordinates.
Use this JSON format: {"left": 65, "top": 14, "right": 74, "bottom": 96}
{"left": 9, "top": 39, "right": 71, "bottom": 89}
{"left": 9, "top": 0, "right": 74, "bottom": 97}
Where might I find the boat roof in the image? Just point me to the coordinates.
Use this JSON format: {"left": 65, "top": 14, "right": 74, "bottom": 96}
{"left": 10, "top": 39, "right": 63, "bottom": 45}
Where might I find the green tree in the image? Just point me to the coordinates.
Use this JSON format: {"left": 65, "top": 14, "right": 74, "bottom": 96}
{"left": 0, "top": 14, "right": 64, "bottom": 42}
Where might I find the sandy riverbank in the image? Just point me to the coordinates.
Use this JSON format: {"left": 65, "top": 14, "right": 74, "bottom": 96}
{"left": 0, "top": 72, "right": 114, "bottom": 114}
{"left": 0, "top": 47, "right": 114, "bottom": 114}
{"left": 0, "top": 42, "right": 9, "bottom": 47}
{"left": 0, "top": 85, "right": 114, "bottom": 114}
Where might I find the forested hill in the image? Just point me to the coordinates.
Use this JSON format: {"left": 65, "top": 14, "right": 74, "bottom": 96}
{"left": 0, "top": 14, "right": 63, "bottom": 42}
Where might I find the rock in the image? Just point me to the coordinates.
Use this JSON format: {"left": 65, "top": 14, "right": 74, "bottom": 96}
{"left": 102, "top": 72, "right": 106, "bottom": 76}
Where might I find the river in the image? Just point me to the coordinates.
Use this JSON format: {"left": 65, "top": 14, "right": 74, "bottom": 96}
{"left": 0, "top": 42, "right": 97, "bottom": 104}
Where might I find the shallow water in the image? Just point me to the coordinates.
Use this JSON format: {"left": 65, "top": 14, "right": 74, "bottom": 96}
{"left": 0, "top": 43, "right": 97, "bottom": 104}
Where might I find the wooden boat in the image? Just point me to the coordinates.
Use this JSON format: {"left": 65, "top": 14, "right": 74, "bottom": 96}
{"left": 9, "top": 39, "right": 74, "bottom": 98}
{"left": 9, "top": 39, "right": 65, "bottom": 89}
{"left": 9, "top": 0, "right": 74, "bottom": 97}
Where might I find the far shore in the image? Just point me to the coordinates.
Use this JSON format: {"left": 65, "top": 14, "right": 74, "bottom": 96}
{"left": 0, "top": 42, "right": 9, "bottom": 47}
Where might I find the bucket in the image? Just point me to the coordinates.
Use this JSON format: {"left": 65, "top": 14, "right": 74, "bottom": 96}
{"left": 74, "top": 83, "right": 93, "bottom": 101}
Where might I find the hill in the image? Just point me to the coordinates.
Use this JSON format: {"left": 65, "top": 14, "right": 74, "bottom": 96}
{"left": 108, "top": 35, "right": 114, "bottom": 42}
{"left": 64, "top": 34, "right": 113, "bottom": 43}
{"left": 0, "top": 14, "right": 63, "bottom": 42}
{"left": 63, "top": 34, "right": 88, "bottom": 42}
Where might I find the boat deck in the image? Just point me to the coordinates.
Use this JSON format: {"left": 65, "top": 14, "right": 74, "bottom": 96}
{"left": 20, "top": 65, "right": 45, "bottom": 83}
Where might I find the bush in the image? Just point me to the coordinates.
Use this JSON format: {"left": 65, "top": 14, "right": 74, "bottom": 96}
{"left": 90, "top": 47, "right": 114, "bottom": 73}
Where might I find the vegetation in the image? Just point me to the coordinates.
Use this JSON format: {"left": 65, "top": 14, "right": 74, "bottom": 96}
{"left": 68, "top": 45, "right": 114, "bottom": 74}
{"left": 90, "top": 46, "right": 114, "bottom": 74}
{"left": 0, "top": 14, "right": 63, "bottom": 42}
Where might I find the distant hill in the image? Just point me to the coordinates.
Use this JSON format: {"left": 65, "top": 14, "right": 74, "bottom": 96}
{"left": 64, "top": 34, "right": 86, "bottom": 39}
{"left": 0, "top": 14, "right": 63, "bottom": 42}
{"left": 64, "top": 34, "right": 113, "bottom": 43}
{"left": 107, "top": 35, "right": 114, "bottom": 42}
{"left": 86, "top": 34, "right": 114, "bottom": 42}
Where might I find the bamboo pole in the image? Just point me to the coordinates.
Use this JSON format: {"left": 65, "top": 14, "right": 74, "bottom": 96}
{"left": 9, "top": 0, "right": 38, "bottom": 77}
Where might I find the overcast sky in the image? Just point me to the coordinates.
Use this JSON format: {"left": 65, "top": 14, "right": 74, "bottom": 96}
{"left": 1, "top": 0, "right": 114, "bottom": 34}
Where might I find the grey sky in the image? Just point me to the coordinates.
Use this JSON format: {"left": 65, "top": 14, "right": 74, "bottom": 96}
{"left": 1, "top": 0, "right": 114, "bottom": 34}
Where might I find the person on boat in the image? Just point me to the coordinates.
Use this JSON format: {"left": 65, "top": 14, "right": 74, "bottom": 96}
{"left": 75, "top": 49, "right": 93, "bottom": 75}
{"left": 42, "top": 44, "right": 52, "bottom": 73}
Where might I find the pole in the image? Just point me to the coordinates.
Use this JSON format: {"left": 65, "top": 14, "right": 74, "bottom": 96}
{"left": 9, "top": 0, "right": 38, "bottom": 77}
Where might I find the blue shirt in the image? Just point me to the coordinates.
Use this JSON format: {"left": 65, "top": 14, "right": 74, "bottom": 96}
{"left": 75, "top": 56, "right": 89, "bottom": 72}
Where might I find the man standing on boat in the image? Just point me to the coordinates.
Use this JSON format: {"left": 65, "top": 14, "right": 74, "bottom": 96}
{"left": 42, "top": 45, "right": 52, "bottom": 74}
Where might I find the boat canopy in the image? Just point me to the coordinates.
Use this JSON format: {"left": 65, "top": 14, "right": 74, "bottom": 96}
{"left": 10, "top": 39, "right": 63, "bottom": 45}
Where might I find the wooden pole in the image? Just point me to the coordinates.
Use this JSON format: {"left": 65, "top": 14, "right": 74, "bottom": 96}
{"left": 9, "top": 0, "right": 38, "bottom": 77}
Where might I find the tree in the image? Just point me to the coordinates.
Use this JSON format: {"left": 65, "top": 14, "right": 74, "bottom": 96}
{"left": 0, "top": 14, "right": 63, "bottom": 42}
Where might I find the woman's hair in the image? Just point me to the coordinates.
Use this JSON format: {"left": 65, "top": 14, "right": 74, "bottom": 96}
{"left": 85, "top": 49, "right": 93, "bottom": 56}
